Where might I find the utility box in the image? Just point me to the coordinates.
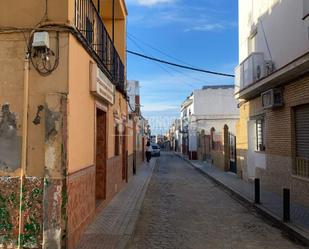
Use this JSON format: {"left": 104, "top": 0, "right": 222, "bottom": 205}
{"left": 32, "top": 32, "right": 50, "bottom": 49}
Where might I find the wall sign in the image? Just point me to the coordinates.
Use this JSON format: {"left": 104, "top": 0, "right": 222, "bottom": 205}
{"left": 90, "top": 62, "right": 115, "bottom": 105}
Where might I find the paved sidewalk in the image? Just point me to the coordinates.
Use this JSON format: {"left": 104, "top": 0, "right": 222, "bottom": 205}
{"left": 175, "top": 152, "right": 309, "bottom": 245}
{"left": 77, "top": 159, "right": 157, "bottom": 249}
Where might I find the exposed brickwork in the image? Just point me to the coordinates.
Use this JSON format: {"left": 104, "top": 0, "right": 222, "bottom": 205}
{"left": 266, "top": 74, "right": 309, "bottom": 156}
{"left": 237, "top": 73, "right": 309, "bottom": 207}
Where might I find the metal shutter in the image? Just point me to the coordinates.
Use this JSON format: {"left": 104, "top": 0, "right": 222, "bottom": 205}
{"left": 295, "top": 104, "right": 309, "bottom": 158}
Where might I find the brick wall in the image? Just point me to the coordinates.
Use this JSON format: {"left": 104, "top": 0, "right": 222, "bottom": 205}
{"left": 266, "top": 73, "right": 309, "bottom": 157}
{"left": 238, "top": 73, "right": 309, "bottom": 207}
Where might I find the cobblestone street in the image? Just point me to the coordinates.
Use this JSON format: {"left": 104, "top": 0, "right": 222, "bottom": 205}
{"left": 127, "top": 152, "right": 306, "bottom": 249}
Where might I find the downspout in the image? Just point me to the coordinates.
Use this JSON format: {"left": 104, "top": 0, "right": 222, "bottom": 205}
{"left": 112, "top": 0, "right": 115, "bottom": 43}
{"left": 18, "top": 51, "right": 30, "bottom": 248}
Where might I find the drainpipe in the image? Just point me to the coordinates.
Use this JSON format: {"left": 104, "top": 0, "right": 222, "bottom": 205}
{"left": 98, "top": 0, "right": 100, "bottom": 13}
{"left": 18, "top": 51, "right": 30, "bottom": 248}
{"left": 112, "top": 0, "right": 115, "bottom": 43}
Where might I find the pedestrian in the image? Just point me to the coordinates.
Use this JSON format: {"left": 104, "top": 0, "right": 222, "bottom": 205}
{"left": 145, "top": 141, "right": 153, "bottom": 163}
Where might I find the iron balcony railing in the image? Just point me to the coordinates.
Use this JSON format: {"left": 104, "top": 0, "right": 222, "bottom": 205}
{"left": 75, "top": 0, "right": 125, "bottom": 93}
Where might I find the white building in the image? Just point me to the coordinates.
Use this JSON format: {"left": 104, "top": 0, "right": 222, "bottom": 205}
{"left": 235, "top": 0, "right": 309, "bottom": 207}
{"left": 180, "top": 85, "right": 239, "bottom": 159}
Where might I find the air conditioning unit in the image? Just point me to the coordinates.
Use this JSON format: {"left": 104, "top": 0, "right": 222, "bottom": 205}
{"left": 261, "top": 88, "right": 284, "bottom": 109}
{"left": 236, "top": 53, "right": 274, "bottom": 91}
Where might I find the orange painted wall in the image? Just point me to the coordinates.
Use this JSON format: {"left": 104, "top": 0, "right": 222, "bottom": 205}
{"left": 67, "top": 35, "right": 96, "bottom": 173}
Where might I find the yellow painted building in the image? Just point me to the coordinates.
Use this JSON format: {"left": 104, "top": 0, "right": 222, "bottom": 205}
{"left": 0, "top": 0, "right": 133, "bottom": 248}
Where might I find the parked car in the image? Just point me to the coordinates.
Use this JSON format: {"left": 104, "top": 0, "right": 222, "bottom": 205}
{"left": 151, "top": 144, "right": 161, "bottom": 157}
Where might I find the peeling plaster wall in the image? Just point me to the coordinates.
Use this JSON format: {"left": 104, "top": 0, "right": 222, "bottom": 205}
{"left": 0, "top": 29, "right": 69, "bottom": 248}
{"left": 0, "top": 32, "right": 69, "bottom": 177}
{"left": 0, "top": 104, "right": 21, "bottom": 172}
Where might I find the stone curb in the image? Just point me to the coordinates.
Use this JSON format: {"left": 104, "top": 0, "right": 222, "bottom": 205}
{"left": 174, "top": 152, "right": 309, "bottom": 247}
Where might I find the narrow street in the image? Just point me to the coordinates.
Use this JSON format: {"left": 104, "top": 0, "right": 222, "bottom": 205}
{"left": 127, "top": 152, "right": 305, "bottom": 249}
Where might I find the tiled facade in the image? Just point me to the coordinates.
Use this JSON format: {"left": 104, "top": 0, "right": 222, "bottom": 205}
{"left": 68, "top": 166, "right": 96, "bottom": 249}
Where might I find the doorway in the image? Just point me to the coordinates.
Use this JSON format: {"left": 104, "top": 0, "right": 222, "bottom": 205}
{"left": 229, "top": 133, "right": 237, "bottom": 174}
{"left": 122, "top": 126, "right": 127, "bottom": 181}
{"left": 95, "top": 108, "right": 107, "bottom": 204}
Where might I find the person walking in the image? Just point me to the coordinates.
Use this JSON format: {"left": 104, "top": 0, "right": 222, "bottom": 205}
{"left": 145, "top": 141, "right": 153, "bottom": 163}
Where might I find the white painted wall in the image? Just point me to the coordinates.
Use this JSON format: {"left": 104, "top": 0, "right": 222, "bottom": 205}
{"left": 239, "top": 0, "right": 309, "bottom": 68}
{"left": 185, "top": 86, "right": 239, "bottom": 152}
{"left": 247, "top": 120, "right": 267, "bottom": 179}
{"left": 194, "top": 87, "right": 239, "bottom": 117}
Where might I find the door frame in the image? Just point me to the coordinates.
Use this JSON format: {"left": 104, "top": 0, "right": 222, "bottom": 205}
{"left": 229, "top": 132, "right": 237, "bottom": 174}
{"left": 94, "top": 102, "right": 108, "bottom": 203}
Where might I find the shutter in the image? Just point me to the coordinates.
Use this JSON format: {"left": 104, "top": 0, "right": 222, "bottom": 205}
{"left": 295, "top": 104, "right": 309, "bottom": 158}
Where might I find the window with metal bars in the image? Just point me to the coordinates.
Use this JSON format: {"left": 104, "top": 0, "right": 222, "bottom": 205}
{"left": 256, "top": 118, "right": 265, "bottom": 151}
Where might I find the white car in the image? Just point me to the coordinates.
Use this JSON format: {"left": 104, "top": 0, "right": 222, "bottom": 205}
{"left": 151, "top": 144, "right": 161, "bottom": 157}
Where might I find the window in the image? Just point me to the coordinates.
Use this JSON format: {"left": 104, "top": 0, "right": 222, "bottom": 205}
{"left": 294, "top": 104, "right": 309, "bottom": 177}
{"left": 256, "top": 118, "right": 265, "bottom": 151}
{"left": 115, "top": 124, "right": 120, "bottom": 156}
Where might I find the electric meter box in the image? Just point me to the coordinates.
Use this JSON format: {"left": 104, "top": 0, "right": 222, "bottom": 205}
{"left": 32, "top": 32, "right": 50, "bottom": 49}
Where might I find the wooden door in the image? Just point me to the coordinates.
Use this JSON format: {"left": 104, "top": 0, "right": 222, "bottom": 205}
{"left": 96, "top": 109, "right": 107, "bottom": 202}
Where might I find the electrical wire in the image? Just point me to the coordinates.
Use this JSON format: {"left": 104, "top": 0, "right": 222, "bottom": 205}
{"left": 127, "top": 33, "right": 196, "bottom": 68}
{"left": 127, "top": 36, "right": 196, "bottom": 88}
{"left": 127, "top": 50, "right": 235, "bottom": 78}
{"left": 127, "top": 34, "right": 211, "bottom": 85}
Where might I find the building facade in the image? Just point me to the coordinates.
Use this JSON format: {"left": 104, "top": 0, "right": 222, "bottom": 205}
{"left": 127, "top": 80, "right": 148, "bottom": 174}
{"left": 0, "top": 0, "right": 130, "bottom": 248}
{"left": 236, "top": 0, "right": 309, "bottom": 206}
{"left": 180, "top": 86, "right": 239, "bottom": 163}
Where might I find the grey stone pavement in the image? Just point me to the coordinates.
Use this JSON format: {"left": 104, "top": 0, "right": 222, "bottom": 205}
{"left": 175, "top": 152, "right": 309, "bottom": 244}
{"left": 127, "top": 152, "right": 306, "bottom": 249}
{"left": 77, "top": 158, "right": 157, "bottom": 249}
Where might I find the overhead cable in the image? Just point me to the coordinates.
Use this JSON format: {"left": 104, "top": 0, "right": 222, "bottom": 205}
{"left": 127, "top": 50, "right": 235, "bottom": 78}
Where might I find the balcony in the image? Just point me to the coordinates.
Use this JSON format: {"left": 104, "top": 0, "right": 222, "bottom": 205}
{"left": 235, "top": 52, "right": 309, "bottom": 100}
{"left": 75, "top": 0, "right": 125, "bottom": 93}
{"left": 235, "top": 53, "right": 273, "bottom": 93}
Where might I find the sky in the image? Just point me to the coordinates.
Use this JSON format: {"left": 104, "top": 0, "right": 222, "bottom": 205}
{"left": 126, "top": 0, "right": 238, "bottom": 135}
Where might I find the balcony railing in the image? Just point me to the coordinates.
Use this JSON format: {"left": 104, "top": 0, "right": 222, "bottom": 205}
{"left": 75, "top": 0, "right": 125, "bottom": 93}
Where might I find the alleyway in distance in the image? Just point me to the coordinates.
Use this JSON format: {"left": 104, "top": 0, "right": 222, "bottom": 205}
{"left": 127, "top": 152, "right": 305, "bottom": 249}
